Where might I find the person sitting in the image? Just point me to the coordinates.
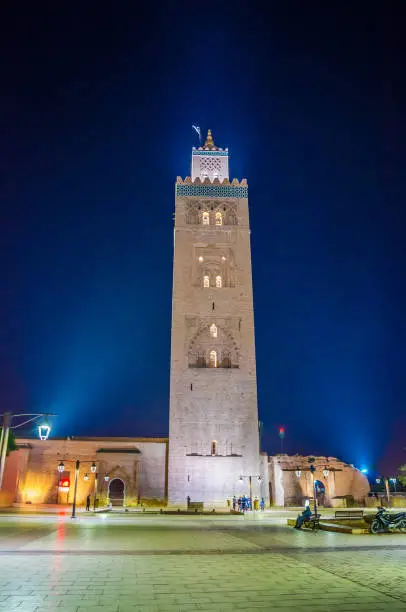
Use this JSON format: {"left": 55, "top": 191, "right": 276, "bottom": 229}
{"left": 295, "top": 505, "right": 313, "bottom": 529}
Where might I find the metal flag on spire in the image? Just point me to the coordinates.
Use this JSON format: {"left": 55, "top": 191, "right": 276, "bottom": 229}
{"left": 192, "top": 125, "right": 201, "bottom": 144}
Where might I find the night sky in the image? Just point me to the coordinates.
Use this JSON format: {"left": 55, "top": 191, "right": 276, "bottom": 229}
{"left": 2, "top": 3, "right": 405, "bottom": 474}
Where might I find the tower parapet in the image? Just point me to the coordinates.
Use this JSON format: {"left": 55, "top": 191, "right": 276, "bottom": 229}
{"left": 175, "top": 176, "right": 248, "bottom": 199}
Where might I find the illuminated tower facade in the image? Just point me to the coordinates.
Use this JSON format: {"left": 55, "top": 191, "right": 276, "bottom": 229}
{"left": 168, "top": 130, "right": 266, "bottom": 506}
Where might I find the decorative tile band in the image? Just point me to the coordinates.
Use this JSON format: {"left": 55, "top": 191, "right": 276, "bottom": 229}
{"left": 192, "top": 150, "right": 228, "bottom": 157}
{"left": 176, "top": 184, "right": 248, "bottom": 198}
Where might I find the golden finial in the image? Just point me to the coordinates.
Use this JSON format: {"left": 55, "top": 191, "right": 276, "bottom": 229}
{"left": 204, "top": 129, "right": 215, "bottom": 148}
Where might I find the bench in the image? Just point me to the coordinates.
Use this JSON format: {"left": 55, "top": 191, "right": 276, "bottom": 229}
{"left": 188, "top": 502, "right": 204, "bottom": 512}
{"left": 303, "top": 513, "right": 321, "bottom": 530}
{"left": 334, "top": 510, "right": 364, "bottom": 519}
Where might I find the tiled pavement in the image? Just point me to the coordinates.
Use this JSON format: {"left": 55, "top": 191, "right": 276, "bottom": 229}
{"left": 0, "top": 513, "right": 405, "bottom": 611}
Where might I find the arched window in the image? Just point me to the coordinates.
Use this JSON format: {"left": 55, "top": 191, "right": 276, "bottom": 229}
{"left": 215, "top": 212, "right": 223, "bottom": 226}
{"left": 210, "top": 323, "right": 217, "bottom": 338}
{"left": 202, "top": 212, "right": 210, "bottom": 225}
{"left": 211, "top": 440, "right": 217, "bottom": 456}
{"left": 209, "top": 350, "right": 217, "bottom": 368}
{"left": 203, "top": 275, "right": 210, "bottom": 288}
{"left": 222, "top": 350, "right": 231, "bottom": 368}
{"left": 215, "top": 275, "right": 222, "bottom": 288}
{"left": 196, "top": 352, "right": 206, "bottom": 368}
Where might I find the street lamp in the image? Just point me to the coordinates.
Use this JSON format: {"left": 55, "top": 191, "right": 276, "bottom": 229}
{"left": 293, "top": 460, "right": 337, "bottom": 518}
{"left": 38, "top": 423, "right": 51, "bottom": 441}
{"left": 239, "top": 475, "right": 262, "bottom": 509}
{"left": 57, "top": 459, "right": 110, "bottom": 517}
{"left": 0, "top": 412, "right": 56, "bottom": 490}
{"left": 390, "top": 478, "right": 397, "bottom": 493}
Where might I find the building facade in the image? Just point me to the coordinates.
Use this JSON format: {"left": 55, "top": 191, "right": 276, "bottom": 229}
{"left": 168, "top": 130, "right": 268, "bottom": 506}
{"left": 269, "top": 455, "right": 370, "bottom": 508}
{"left": 2, "top": 437, "right": 167, "bottom": 508}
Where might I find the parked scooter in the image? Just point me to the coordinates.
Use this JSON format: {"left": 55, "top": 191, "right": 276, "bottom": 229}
{"left": 370, "top": 506, "right": 406, "bottom": 534}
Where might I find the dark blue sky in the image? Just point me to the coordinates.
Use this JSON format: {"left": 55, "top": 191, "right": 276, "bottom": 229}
{"left": 1, "top": 3, "right": 404, "bottom": 473}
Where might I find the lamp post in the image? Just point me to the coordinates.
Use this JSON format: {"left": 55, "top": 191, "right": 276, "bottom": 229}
{"left": 293, "top": 461, "right": 334, "bottom": 517}
{"left": 239, "top": 475, "right": 262, "bottom": 509}
{"left": 0, "top": 412, "right": 55, "bottom": 490}
{"left": 90, "top": 462, "right": 107, "bottom": 512}
{"left": 57, "top": 459, "right": 108, "bottom": 519}
{"left": 375, "top": 476, "right": 397, "bottom": 508}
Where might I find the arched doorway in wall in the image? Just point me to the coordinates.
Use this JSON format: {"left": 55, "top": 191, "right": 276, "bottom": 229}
{"left": 108, "top": 478, "right": 125, "bottom": 506}
{"left": 314, "top": 480, "right": 325, "bottom": 506}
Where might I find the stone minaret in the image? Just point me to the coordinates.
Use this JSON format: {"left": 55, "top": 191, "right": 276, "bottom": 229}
{"left": 168, "top": 130, "right": 266, "bottom": 507}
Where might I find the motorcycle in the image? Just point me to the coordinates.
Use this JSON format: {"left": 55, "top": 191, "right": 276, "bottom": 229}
{"left": 370, "top": 506, "right": 406, "bottom": 534}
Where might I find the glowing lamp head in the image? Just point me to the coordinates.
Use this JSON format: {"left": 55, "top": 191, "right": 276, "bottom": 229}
{"left": 361, "top": 468, "right": 368, "bottom": 474}
{"left": 104, "top": 474, "right": 110, "bottom": 482}
{"left": 390, "top": 478, "right": 397, "bottom": 484}
{"left": 257, "top": 476, "right": 262, "bottom": 482}
{"left": 38, "top": 424, "right": 51, "bottom": 441}
{"left": 83, "top": 473, "right": 89, "bottom": 481}
{"left": 295, "top": 467, "right": 302, "bottom": 478}
{"left": 239, "top": 476, "right": 244, "bottom": 482}
{"left": 58, "top": 462, "right": 65, "bottom": 473}
{"left": 323, "top": 468, "right": 329, "bottom": 478}
{"left": 375, "top": 478, "right": 381, "bottom": 484}
{"left": 90, "top": 463, "right": 97, "bottom": 474}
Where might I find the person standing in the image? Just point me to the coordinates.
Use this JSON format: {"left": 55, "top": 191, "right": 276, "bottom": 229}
{"left": 232, "top": 496, "right": 237, "bottom": 511}
{"left": 86, "top": 494, "right": 91, "bottom": 512}
{"left": 260, "top": 497, "right": 265, "bottom": 512}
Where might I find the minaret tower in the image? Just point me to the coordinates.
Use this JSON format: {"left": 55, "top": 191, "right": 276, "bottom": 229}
{"left": 168, "top": 130, "right": 265, "bottom": 507}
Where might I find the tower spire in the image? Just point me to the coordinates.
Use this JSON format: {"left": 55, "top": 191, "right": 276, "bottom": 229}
{"left": 204, "top": 129, "right": 215, "bottom": 149}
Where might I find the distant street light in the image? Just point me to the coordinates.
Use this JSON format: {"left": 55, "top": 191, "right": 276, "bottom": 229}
{"left": 390, "top": 478, "right": 397, "bottom": 493}
{"left": 239, "top": 475, "right": 262, "bottom": 508}
{"left": 57, "top": 459, "right": 109, "bottom": 517}
{"left": 0, "top": 412, "right": 56, "bottom": 490}
{"left": 294, "top": 460, "right": 339, "bottom": 518}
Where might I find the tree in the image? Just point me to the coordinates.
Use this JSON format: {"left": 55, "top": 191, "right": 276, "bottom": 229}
{"left": 0, "top": 429, "right": 17, "bottom": 456}
{"left": 398, "top": 465, "right": 406, "bottom": 487}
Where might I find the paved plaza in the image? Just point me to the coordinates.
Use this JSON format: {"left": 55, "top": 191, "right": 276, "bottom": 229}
{"left": 0, "top": 511, "right": 405, "bottom": 612}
